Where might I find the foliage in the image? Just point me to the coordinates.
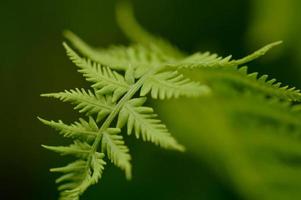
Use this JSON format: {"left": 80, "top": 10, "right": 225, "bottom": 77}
{"left": 39, "top": 2, "right": 301, "bottom": 200}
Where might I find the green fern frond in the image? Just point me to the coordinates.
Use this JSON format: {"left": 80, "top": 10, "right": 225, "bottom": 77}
{"left": 39, "top": 3, "right": 301, "bottom": 200}
{"left": 117, "top": 97, "right": 185, "bottom": 151}
{"left": 43, "top": 140, "right": 106, "bottom": 200}
{"left": 42, "top": 89, "right": 114, "bottom": 122}
{"left": 237, "top": 66, "right": 301, "bottom": 101}
{"left": 64, "top": 31, "right": 172, "bottom": 72}
{"left": 141, "top": 70, "right": 210, "bottom": 99}
{"left": 167, "top": 41, "right": 282, "bottom": 69}
{"left": 101, "top": 128, "right": 132, "bottom": 179}
{"left": 38, "top": 117, "right": 98, "bottom": 141}
{"left": 63, "top": 43, "right": 131, "bottom": 101}
{"left": 193, "top": 65, "right": 301, "bottom": 101}
{"left": 42, "top": 140, "right": 93, "bottom": 158}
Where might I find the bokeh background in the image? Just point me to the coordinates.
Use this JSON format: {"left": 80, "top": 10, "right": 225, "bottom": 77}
{"left": 1, "top": 0, "right": 300, "bottom": 199}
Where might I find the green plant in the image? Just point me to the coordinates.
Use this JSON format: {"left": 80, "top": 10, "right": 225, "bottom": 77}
{"left": 39, "top": 2, "right": 301, "bottom": 200}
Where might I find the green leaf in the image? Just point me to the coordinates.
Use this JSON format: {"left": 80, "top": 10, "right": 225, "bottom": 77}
{"left": 38, "top": 117, "right": 98, "bottom": 141}
{"left": 52, "top": 153, "right": 106, "bottom": 200}
{"left": 63, "top": 43, "right": 130, "bottom": 101}
{"left": 44, "top": 140, "right": 106, "bottom": 200}
{"left": 117, "top": 97, "right": 185, "bottom": 151}
{"left": 238, "top": 66, "right": 301, "bottom": 101}
{"left": 64, "top": 31, "right": 171, "bottom": 72}
{"left": 42, "top": 140, "right": 92, "bottom": 159}
{"left": 42, "top": 88, "right": 114, "bottom": 122}
{"left": 141, "top": 70, "right": 210, "bottom": 99}
{"left": 167, "top": 41, "right": 282, "bottom": 69}
{"left": 191, "top": 65, "right": 301, "bottom": 102}
{"left": 101, "top": 128, "right": 132, "bottom": 179}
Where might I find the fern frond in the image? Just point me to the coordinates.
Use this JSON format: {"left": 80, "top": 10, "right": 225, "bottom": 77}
{"left": 64, "top": 31, "right": 171, "bottom": 72}
{"left": 167, "top": 41, "right": 282, "bottom": 69}
{"left": 141, "top": 70, "right": 210, "bottom": 99}
{"left": 38, "top": 117, "right": 98, "bottom": 141}
{"left": 101, "top": 128, "right": 132, "bottom": 179}
{"left": 41, "top": 89, "right": 114, "bottom": 122}
{"left": 188, "top": 65, "right": 301, "bottom": 102}
{"left": 56, "top": 156, "right": 105, "bottom": 200}
{"left": 237, "top": 66, "right": 301, "bottom": 101}
{"left": 44, "top": 141, "right": 105, "bottom": 200}
{"left": 63, "top": 30, "right": 107, "bottom": 67}
{"left": 63, "top": 43, "right": 130, "bottom": 101}
{"left": 42, "top": 140, "right": 92, "bottom": 158}
{"left": 117, "top": 97, "right": 185, "bottom": 151}
{"left": 40, "top": 3, "right": 300, "bottom": 200}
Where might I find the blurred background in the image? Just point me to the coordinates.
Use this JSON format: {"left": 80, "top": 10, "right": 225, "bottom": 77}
{"left": 1, "top": 0, "right": 300, "bottom": 199}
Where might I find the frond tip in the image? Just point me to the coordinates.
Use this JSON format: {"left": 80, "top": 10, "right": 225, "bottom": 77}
{"left": 43, "top": 141, "right": 106, "bottom": 200}
{"left": 167, "top": 41, "right": 282, "bottom": 69}
{"left": 41, "top": 89, "right": 114, "bottom": 122}
{"left": 38, "top": 117, "right": 98, "bottom": 141}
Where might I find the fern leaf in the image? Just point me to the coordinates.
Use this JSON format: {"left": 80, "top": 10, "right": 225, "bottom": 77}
{"left": 238, "top": 66, "right": 301, "bottom": 101}
{"left": 38, "top": 117, "right": 98, "bottom": 141}
{"left": 101, "top": 128, "right": 132, "bottom": 179}
{"left": 63, "top": 43, "right": 130, "bottom": 101}
{"left": 193, "top": 66, "right": 301, "bottom": 102}
{"left": 56, "top": 155, "right": 105, "bottom": 200}
{"left": 141, "top": 70, "right": 210, "bottom": 99}
{"left": 42, "top": 140, "right": 92, "bottom": 158}
{"left": 44, "top": 140, "right": 106, "bottom": 200}
{"left": 40, "top": 3, "right": 301, "bottom": 200}
{"left": 41, "top": 89, "right": 114, "bottom": 122}
{"left": 64, "top": 31, "right": 170, "bottom": 73}
{"left": 117, "top": 97, "right": 184, "bottom": 151}
{"left": 235, "top": 66, "right": 301, "bottom": 101}
{"left": 63, "top": 30, "right": 111, "bottom": 68}
{"left": 167, "top": 41, "right": 282, "bottom": 69}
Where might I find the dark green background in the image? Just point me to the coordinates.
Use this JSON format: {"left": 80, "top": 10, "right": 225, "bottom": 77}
{"left": 1, "top": 0, "right": 300, "bottom": 199}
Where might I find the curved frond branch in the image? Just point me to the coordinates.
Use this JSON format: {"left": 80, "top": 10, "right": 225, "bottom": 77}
{"left": 232, "top": 41, "right": 282, "bottom": 66}
{"left": 63, "top": 30, "right": 101, "bottom": 65}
